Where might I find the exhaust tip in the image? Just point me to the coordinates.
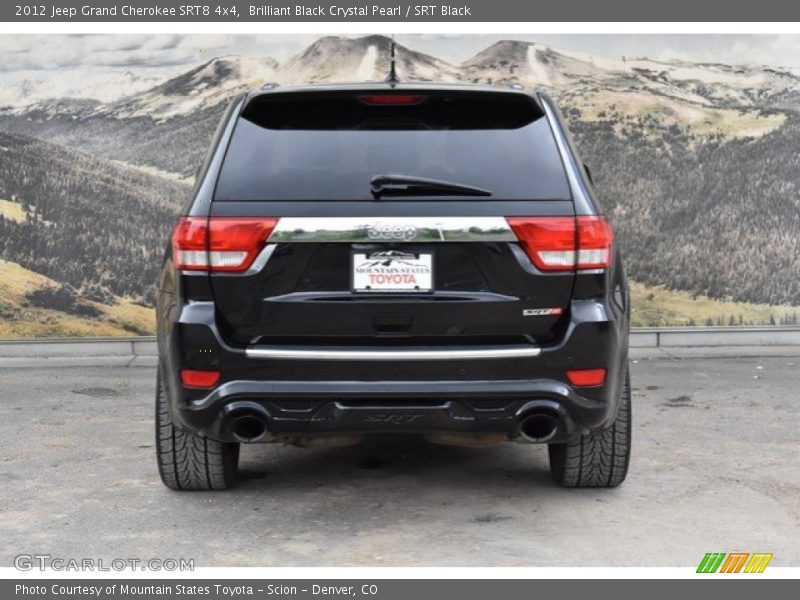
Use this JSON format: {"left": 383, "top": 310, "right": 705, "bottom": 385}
{"left": 230, "top": 413, "right": 268, "bottom": 443}
{"left": 519, "top": 412, "right": 559, "bottom": 443}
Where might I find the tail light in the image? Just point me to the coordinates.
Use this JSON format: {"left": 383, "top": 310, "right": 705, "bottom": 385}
{"left": 506, "top": 216, "right": 613, "bottom": 271}
{"left": 172, "top": 217, "right": 278, "bottom": 272}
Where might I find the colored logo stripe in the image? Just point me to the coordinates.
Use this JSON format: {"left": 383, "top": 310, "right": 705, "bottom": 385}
{"left": 697, "top": 552, "right": 773, "bottom": 573}
{"left": 697, "top": 553, "right": 726, "bottom": 573}
{"left": 719, "top": 553, "right": 749, "bottom": 573}
{"left": 744, "top": 553, "right": 773, "bottom": 573}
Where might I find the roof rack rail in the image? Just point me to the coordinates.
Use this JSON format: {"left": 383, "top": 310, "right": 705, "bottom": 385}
{"left": 261, "top": 82, "right": 279, "bottom": 90}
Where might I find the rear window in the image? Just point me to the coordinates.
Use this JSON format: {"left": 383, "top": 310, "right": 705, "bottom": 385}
{"left": 214, "top": 90, "right": 571, "bottom": 201}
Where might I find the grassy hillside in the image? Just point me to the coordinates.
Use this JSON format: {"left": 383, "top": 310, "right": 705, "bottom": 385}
{"left": 630, "top": 281, "right": 799, "bottom": 327}
{"left": 0, "top": 104, "right": 222, "bottom": 178}
{"left": 565, "top": 89, "right": 786, "bottom": 142}
{"left": 0, "top": 132, "right": 190, "bottom": 304}
{"left": 0, "top": 259, "right": 154, "bottom": 338}
{"left": 567, "top": 112, "right": 800, "bottom": 307}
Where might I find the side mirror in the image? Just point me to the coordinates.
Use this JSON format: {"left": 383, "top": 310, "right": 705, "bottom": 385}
{"left": 583, "top": 163, "right": 593, "bottom": 185}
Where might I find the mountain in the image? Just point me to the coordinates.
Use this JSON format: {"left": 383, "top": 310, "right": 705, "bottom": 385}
{"left": 2, "top": 97, "right": 101, "bottom": 120}
{"left": 86, "top": 35, "right": 458, "bottom": 121}
{"left": 0, "top": 55, "right": 280, "bottom": 177}
{"left": 278, "top": 35, "right": 460, "bottom": 84}
{"left": 462, "top": 40, "right": 614, "bottom": 88}
{"left": 461, "top": 39, "right": 800, "bottom": 109}
{"left": 0, "top": 36, "right": 462, "bottom": 177}
{"left": 100, "top": 56, "right": 278, "bottom": 121}
{"left": 9, "top": 36, "right": 800, "bottom": 123}
{"left": 0, "top": 68, "right": 174, "bottom": 108}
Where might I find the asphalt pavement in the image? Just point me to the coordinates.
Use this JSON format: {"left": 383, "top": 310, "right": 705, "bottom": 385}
{"left": 0, "top": 356, "right": 798, "bottom": 567}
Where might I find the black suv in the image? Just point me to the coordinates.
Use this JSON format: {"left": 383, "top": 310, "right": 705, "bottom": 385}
{"left": 156, "top": 83, "right": 631, "bottom": 490}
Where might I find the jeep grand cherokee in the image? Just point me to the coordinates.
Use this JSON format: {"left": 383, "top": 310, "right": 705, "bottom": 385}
{"left": 155, "top": 83, "right": 631, "bottom": 490}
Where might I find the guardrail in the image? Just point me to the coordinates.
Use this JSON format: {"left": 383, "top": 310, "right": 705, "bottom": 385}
{"left": 0, "top": 337, "right": 157, "bottom": 357}
{"left": 629, "top": 326, "right": 800, "bottom": 348}
{"left": 0, "top": 326, "right": 799, "bottom": 359}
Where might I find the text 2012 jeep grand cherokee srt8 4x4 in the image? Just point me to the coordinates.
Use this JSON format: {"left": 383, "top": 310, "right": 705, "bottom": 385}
{"left": 155, "top": 83, "right": 631, "bottom": 490}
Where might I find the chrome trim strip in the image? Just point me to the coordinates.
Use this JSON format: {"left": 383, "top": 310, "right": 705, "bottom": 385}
{"left": 262, "top": 290, "right": 518, "bottom": 303}
{"left": 268, "top": 217, "right": 515, "bottom": 243}
{"left": 245, "top": 346, "right": 541, "bottom": 361}
{"left": 244, "top": 244, "right": 276, "bottom": 275}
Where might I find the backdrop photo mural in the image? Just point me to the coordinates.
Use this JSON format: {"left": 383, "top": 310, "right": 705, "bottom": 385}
{"left": 0, "top": 34, "right": 799, "bottom": 337}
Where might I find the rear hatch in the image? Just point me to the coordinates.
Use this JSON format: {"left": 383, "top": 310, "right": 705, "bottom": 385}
{"left": 207, "top": 88, "right": 576, "bottom": 347}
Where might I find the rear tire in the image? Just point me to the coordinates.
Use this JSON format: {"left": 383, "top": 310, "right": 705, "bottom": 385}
{"left": 548, "top": 367, "right": 631, "bottom": 488}
{"left": 155, "top": 369, "right": 239, "bottom": 490}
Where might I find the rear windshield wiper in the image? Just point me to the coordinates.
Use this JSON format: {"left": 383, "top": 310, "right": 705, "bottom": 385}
{"left": 370, "top": 174, "right": 492, "bottom": 199}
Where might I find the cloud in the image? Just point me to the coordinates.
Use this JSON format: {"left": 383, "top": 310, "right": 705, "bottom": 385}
{"left": 0, "top": 35, "right": 220, "bottom": 72}
{"left": 5, "top": 34, "right": 800, "bottom": 75}
{"left": 4, "top": 34, "right": 800, "bottom": 107}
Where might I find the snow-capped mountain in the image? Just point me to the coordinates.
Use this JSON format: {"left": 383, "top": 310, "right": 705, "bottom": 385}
{"left": 462, "top": 41, "right": 599, "bottom": 88}
{"left": 8, "top": 35, "right": 800, "bottom": 124}
{"left": 0, "top": 67, "right": 177, "bottom": 108}
{"left": 98, "top": 55, "right": 279, "bottom": 121}
{"left": 1, "top": 97, "right": 100, "bottom": 120}
{"left": 462, "top": 39, "right": 800, "bottom": 109}
{"left": 50, "top": 36, "right": 458, "bottom": 122}
{"left": 277, "top": 35, "right": 460, "bottom": 84}
{"left": 3, "top": 34, "right": 798, "bottom": 179}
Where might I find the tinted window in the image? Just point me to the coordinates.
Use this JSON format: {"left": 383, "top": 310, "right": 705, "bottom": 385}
{"left": 214, "top": 91, "right": 571, "bottom": 201}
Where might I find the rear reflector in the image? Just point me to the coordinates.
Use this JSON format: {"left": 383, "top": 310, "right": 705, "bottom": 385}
{"left": 172, "top": 217, "right": 279, "bottom": 272}
{"left": 506, "top": 216, "right": 613, "bottom": 271}
{"left": 180, "top": 369, "right": 220, "bottom": 389}
{"left": 359, "top": 94, "right": 426, "bottom": 105}
{"left": 566, "top": 368, "right": 607, "bottom": 387}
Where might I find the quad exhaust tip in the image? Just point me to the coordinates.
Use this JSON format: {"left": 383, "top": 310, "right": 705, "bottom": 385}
{"left": 519, "top": 411, "right": 560, "bottom": 443}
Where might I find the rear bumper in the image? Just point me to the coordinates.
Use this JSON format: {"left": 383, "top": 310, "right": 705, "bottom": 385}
{"left": 179, "top": 378, "right": 609, "bottom": 443}
{"left": 158, "top": 296, "right": 629, "bottom": 444}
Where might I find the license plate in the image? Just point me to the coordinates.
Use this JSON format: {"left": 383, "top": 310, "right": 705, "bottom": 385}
{"left": 352, "top": 250, "right": 433, "bottom": 293}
